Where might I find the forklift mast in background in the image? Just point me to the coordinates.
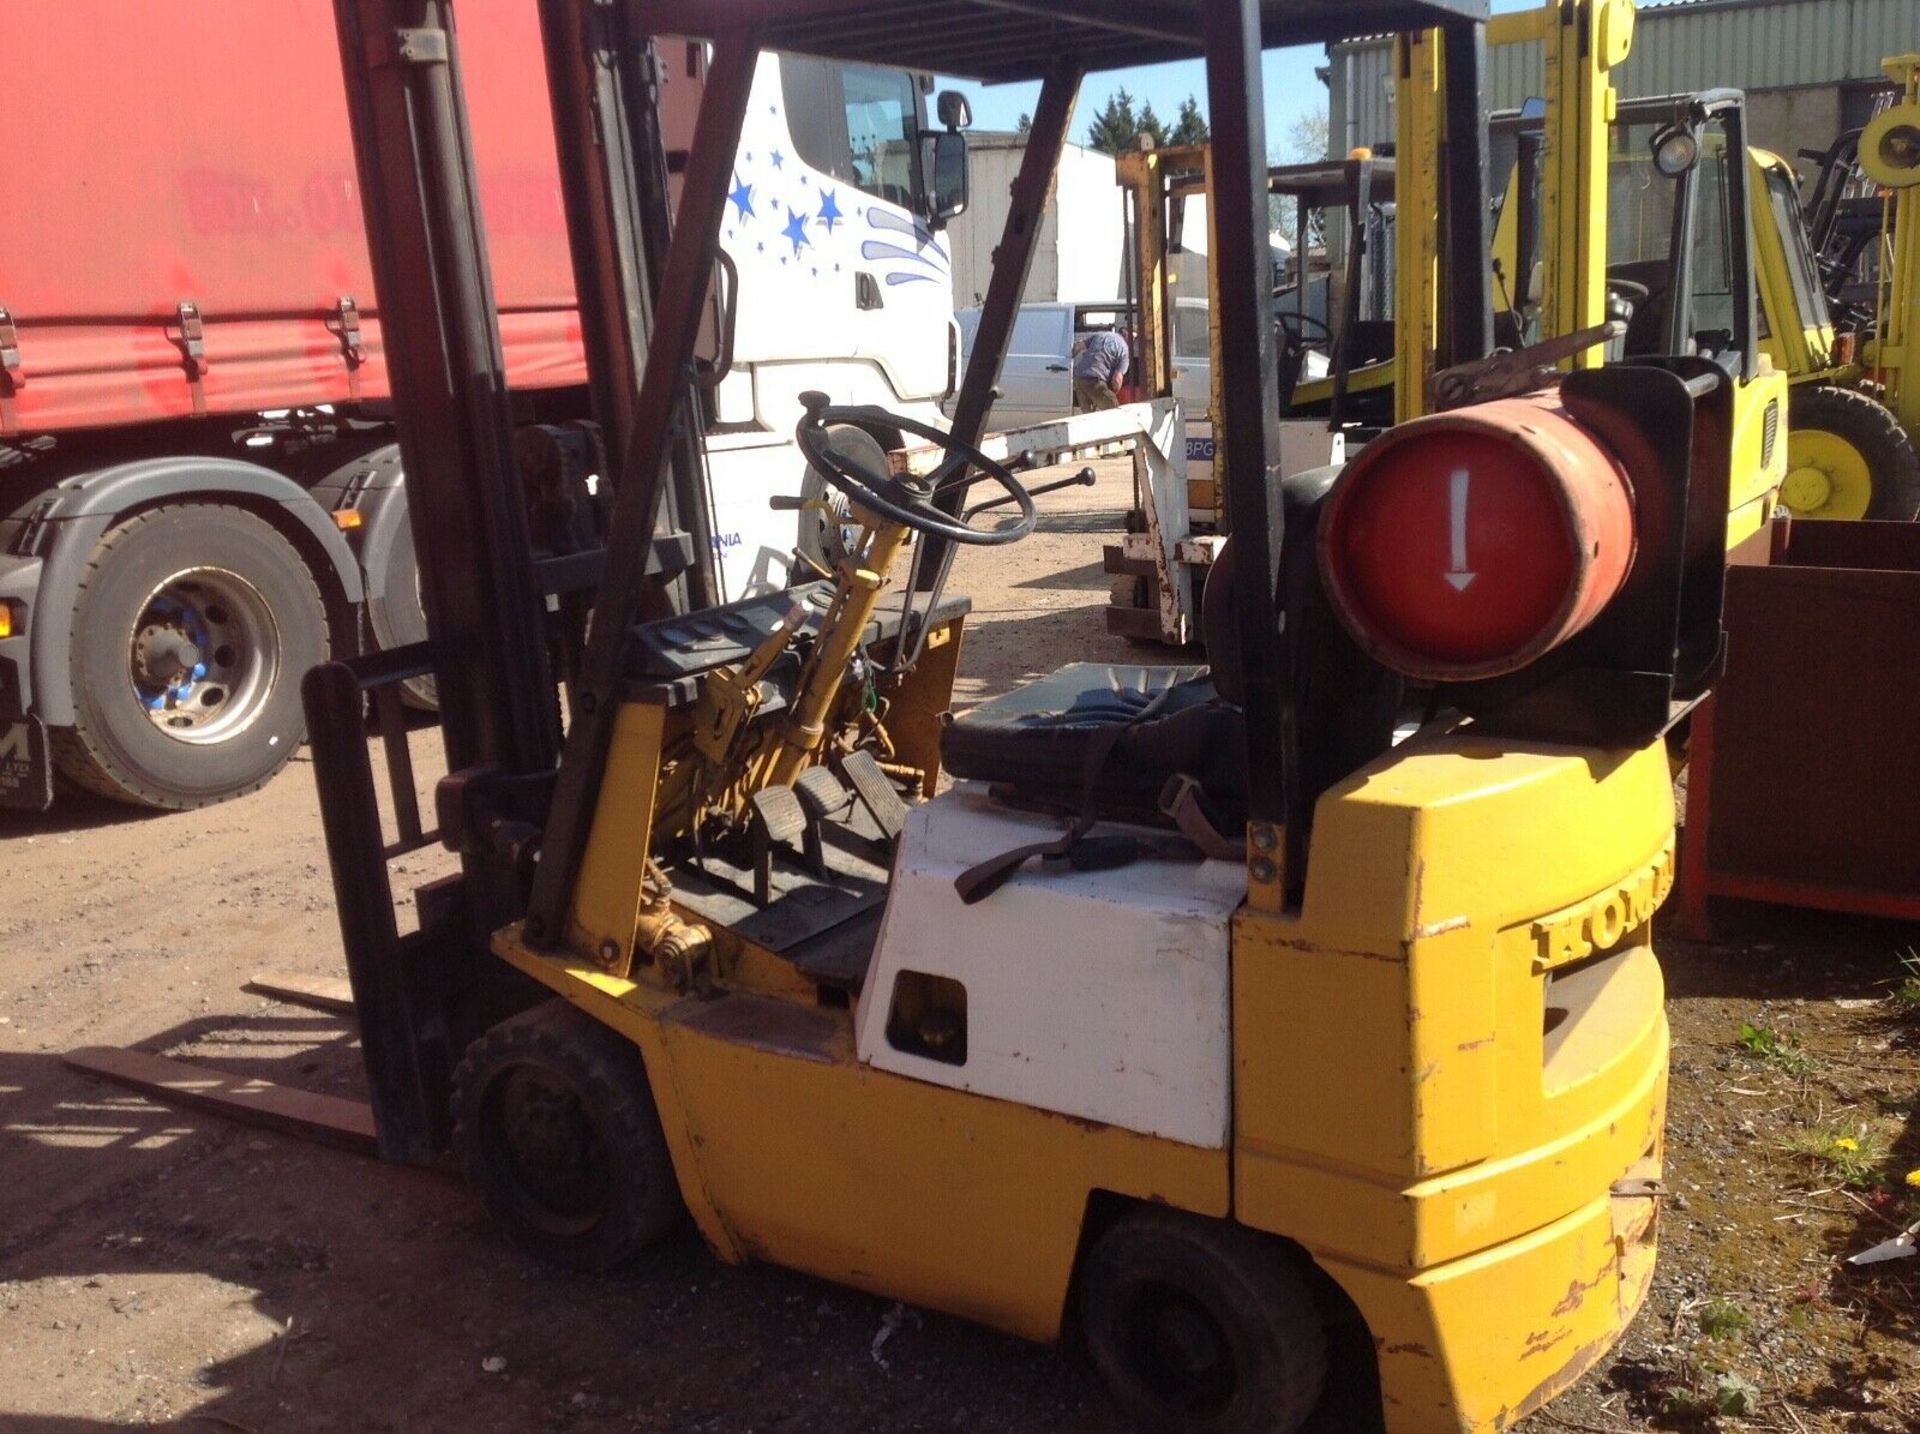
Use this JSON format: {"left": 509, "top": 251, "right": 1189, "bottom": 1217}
{"left": 1396, "top": 0, "right": 1628, "bottom": 422}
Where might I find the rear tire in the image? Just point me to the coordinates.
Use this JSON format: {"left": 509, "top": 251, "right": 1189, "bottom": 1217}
{"left": 1080, "top": 1209, "right": 1327, "bottom": 1434}
{"left": 1783, "top": 383, "right": 1920, "bottom": 521}
{"left": 451, "top": 999, "right": 682, "bottom": 1272}
{"left": 52, "top": 503, "right": 328, "bottom": 809}
{"left": 364, "top": 501, "right": 437, "bottom": 710}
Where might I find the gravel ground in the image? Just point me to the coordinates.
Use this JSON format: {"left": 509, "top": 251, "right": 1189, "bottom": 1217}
{"left": 1, "top": 458, "right": 1915, "bottom": 1432}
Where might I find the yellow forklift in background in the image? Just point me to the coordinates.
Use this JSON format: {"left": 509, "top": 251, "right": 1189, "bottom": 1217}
{"left": 1104, "top": 148, "right": 1396, "bottom": 643}
{"left": 1796, "top": 54, "right": 1920, "bottom": 511}
{"left": 304, "top": 1, "right": 1769, "bottom": 1429}
{"left": 1486, "top": 4, "right": 1917, "bottom": 522}
{"left": 1111, "top": 0, "right": 1789, "bottom": 648}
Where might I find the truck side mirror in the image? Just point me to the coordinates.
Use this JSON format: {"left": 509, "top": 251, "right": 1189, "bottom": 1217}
{"left": 937, "top": 89, "right": 972, "bottom": 132}
{"left": 926, "top": 130, "right": 970, "bottom": 230}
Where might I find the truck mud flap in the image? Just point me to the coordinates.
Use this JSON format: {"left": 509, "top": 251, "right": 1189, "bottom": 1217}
{"left": 0, "top": 713, "right": 52, "bottom": 810}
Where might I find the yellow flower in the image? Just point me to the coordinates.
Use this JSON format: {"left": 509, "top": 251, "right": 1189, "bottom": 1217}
{"left": 1905, "top": 1169, "right": 1920, "bottom": 1189}
{"left": 1834, "top": 1137, "right": 1859, "bottom": 1152}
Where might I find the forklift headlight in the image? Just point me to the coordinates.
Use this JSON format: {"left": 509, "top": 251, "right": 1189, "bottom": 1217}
{"left": 1651, "top": 126, "right": 1699, "bottom": 178}
{"left": 1318, "top": 395, "right": 1637, "bottom": 681}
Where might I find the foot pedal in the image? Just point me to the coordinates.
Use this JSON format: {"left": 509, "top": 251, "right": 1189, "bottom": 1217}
{"left": 747, "top": 785, "right": 807, "bottom": 907}
{"left": 836, "top": 749, "right": 909, "bottom": 844}
{"left": 793, "top": 765, "right": 854, "bottom": 875}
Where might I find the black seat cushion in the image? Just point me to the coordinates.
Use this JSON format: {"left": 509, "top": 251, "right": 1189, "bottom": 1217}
{"left": 941, "top": 662, "right": 1246, "bottom": 825}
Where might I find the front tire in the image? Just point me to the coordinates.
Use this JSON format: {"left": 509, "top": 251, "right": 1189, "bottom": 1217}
{"left": 52, "top": 503, "right": 329, "bottom": 809}
{"left": 1080, "top": 1209, "right": 1328, "bottom": 1434}
{"left": 451, "top": 999, "right": 682, "bottom": 1272}
{"left": 1782, "top": 383, "right": 1920, "bottom": 521}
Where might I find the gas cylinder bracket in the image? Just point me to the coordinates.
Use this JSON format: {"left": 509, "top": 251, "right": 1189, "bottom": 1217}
{"left": 1431, "top": 320, "right": 1624, "bottom": 410}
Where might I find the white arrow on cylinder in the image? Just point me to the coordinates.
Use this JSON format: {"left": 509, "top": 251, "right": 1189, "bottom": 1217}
{"left": 1445, "top": 467, "right": 1477, "bottom": 592}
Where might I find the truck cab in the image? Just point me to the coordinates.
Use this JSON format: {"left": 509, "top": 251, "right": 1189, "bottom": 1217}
{"left": 0, "top": 3, "right": 967, "bottom": 812}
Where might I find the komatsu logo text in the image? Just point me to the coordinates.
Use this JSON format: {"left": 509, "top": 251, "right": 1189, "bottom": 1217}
{"left": 1530, "top": 838, "right": 1676, "bottom": 969}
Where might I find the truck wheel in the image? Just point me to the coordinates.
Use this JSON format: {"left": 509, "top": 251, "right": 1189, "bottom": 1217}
{"left": 1782, "top": 383, "right": 1920, "bottom": 521}
{"left": 451, "top": 999, "right": 682, "bottom": 1272}
{"left": 365, "top": 511, "right": 437, "bottom": 710}
{"left": 1080, "top": 1210, "right": 1327, "bottom": 1434}
{"left": 51, "top": 504, "right": 328, "bottom": 809}
{"left": 795, "top": 425, "right": 879, "bottom": 570}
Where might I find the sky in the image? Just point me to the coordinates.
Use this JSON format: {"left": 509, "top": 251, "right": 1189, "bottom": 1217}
{"left": 937, "top": 0, "right": 1538, "bottom": 158}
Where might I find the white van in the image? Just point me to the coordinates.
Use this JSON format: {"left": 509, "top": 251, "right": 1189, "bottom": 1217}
{"left": 952, "top": 299, "right": 1212, "bottom": 432}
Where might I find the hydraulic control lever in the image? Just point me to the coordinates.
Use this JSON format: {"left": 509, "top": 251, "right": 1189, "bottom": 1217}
{"left": 1430, "top": 320, "right": 1626, "bottom": 411}
{"left": 967, "top": 464, "right": 1096, "bottom": 518}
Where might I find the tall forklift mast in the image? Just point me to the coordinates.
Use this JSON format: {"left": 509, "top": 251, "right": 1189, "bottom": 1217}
{"left": 1397, "top": 0, "right": 1630, "bottom": 420}
{"left": 315, "top": 0, "right": 712, "bottom": 1159}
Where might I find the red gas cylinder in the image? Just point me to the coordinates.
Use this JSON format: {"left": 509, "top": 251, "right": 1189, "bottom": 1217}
{"left": 1318, "top": 393, "right": 1636, "bottom": 681}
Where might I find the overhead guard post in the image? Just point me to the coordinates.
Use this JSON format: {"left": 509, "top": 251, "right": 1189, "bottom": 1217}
{"left": 915, "top": 60, "right": 1084, "bottom": 589}
{"left": 524, "top": 26, "right": 761, "bottom": 948}
{"left": 1204, "top": 0, "right": 1290, "bottom": 836}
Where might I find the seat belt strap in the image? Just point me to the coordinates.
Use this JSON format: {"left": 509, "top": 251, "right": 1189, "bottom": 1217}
{"left": 953, "top": 676, "right": 1181, "bottom": 905}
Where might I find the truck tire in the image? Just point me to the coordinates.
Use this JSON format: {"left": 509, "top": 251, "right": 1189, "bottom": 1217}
{"left": 1782, "top": 383, "right": 1920, "bottom": 521}
{"left": 795, "top": 425, "right": 879, "bottom": 570}
{"left": 50, "top": 503, "right": 329, "bottom": 808}
{"left": 365, "top": 512, "right": 437, "bottom": 710}
{"left": 1080, "top": 1209, "right": 1327, "bottom": 1434}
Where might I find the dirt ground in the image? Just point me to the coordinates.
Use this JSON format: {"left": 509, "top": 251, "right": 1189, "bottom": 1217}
{"left": 2, "top": 460, "right": 1917, "bottom": 1433}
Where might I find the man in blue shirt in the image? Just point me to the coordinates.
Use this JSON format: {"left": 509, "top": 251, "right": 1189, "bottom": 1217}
{"left": 1072, "top": 328, "right": 1130, "bottom": 411}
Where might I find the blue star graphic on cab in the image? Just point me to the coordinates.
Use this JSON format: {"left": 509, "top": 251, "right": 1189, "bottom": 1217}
{"left": 782, "top": 210, "right": 812, "bottom": 256}
{"left": 724, "top": 100, "right": 948, "bottom": 292}
{"left": 727, "top": 173, "right": 755, "bottom": 221}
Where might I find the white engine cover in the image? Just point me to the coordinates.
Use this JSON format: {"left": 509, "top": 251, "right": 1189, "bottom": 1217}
{"left": 857, "top": 785, "right": 1245, "bottom": 1149}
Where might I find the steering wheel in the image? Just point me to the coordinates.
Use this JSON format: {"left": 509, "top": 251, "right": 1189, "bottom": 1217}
{"left": 794, "top": 391, "right": 1036, "bottom": 546}
{"left": 1276, "top": 309, "right": 1336, "bottom": 350}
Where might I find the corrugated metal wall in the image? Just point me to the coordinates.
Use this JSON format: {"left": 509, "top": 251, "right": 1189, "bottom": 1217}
{"left": 1328, "top": 0, "right": 1914, "bottom": 155}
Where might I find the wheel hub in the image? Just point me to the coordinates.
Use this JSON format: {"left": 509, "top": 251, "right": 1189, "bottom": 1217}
{"left": 129, "top": 571, "right": 279, "bottom": 743}
{"left": 1781, "top": 464, "right": 1833, "bottom": 513}
{"left": 1782, "top": 429, "right": 1874, "bottom": 521}
{"left": 134, "top": 623, "right": 204, "bottom": 689}
{"left": 492, "top": 1065, "right": 609, "bottom": 1226}
{"left": 1123, "top": 1282, "right": 1236, "bottom": 1415}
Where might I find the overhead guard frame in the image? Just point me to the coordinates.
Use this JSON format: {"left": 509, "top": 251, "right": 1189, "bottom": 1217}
{"left": 521, "top": 0, "right": 1494, "bottom": 936}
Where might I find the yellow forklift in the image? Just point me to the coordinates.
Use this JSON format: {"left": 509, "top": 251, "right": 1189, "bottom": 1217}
{"left": 1796, "top": 54, "right": 1920, "bottom": 511}
{"left": 1510, "top": 95, "right": 1920, "bottom": 522}
{"left": 308, "top": 2, "right": 1758, "bottom": 1429}
{"left": 1104, "top": 148, "right": 1396, "bottom": 643}
{"left": 1486, "top": 2, "right": 1916, "bottom": 521}
{"left": 1111, "top": 0, "right": 1789, "bottom": 649}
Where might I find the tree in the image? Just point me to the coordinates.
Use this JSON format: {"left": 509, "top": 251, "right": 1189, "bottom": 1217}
{"left": 1282, "top": 108, "right": 1331, "bottom": 162}
{"left": 1269, "top": 108, "right": 1331, "bottom": 236}
{"left": 1015, "top": 112, "right": 1032, "bottom": 136}
{"left": 1084, "top": 87, "right": 1168, "bottom": 155}
{"left": 1169, "top": 95, "right": 1210, "bottom": 146}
